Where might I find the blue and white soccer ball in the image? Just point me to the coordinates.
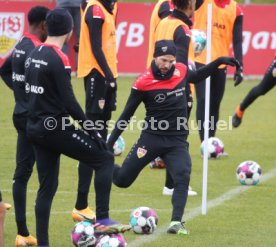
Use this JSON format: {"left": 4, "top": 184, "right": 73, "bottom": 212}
{"left": 71, "top": 220, "right": 96, "bottom": 247}
{"left": 129, "top": 207, "right": 158, "bottom": 234}
{"left": 200, "top": 137, "right": 224, "bottom": 159}
{"left": 96, "top": 234, "right": 127, "bottom": 247}
{"left": 236, "top": 161, "right": 262, "bottom": 185}
{"left": 107, "top": 135, "right": 125, "bottom": 156}
{"left": 191, "top": 29, "right": 207, "bottom": 56}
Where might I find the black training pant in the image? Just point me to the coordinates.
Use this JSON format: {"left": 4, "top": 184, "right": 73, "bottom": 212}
{"left": 240, "top": 58, "right": 276, "bottom": 111}
{"left": 113, "top": 132, "right": 191, "bottom": 222}
{"left": 76, "top": 69, "right": 116, "bottom": 209}
{"left": 28, "top": 125, "right": 114, "bottom": 246}
{"left": 13, "top": 116, "right": 35, "bottom": 236}
{"left": 195, "top": 62, "right": 227, "bottom": 142}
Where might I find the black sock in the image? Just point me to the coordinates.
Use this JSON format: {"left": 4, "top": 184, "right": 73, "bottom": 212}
{"left": 75, "top": 192, "right": 88, "bottom": 210}
{"left": 17, "top": 220, "right": 29, "bottom": 236}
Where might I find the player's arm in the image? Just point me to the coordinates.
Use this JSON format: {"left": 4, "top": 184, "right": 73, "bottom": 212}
{"left": 0, "top": 55, "right": 13, "bottom": 90}
{"left": 232, "top": 5, "right": 244, "bottom": 86}
{"left": 107, "top": 88, "right": 143, "bottom": 148}
{"left": 158, "top": 1, "right": 172, "bottom": 19}
{"left": 85, "top": 5, "right": 114, "bottom": 80}
{"left": 233, "top": 6, "right": 243, "bottom": 68}
{"left": 174, "top": 25, "right": 190, "bottom": 66}
{"left": 187, "top": 57, "right": 240, "bottom": 83}
{"left": 53, "top": 56, "right": 89, "bottom": 127}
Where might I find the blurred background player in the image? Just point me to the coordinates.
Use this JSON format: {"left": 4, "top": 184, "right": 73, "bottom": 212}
{"left": 147, "top": 0, "right": 197, "bottom": 196}
{"left": 56, "top": 0, "right": 82, "bottom": 55}
{"left": 108, "top": 40, "right": 240, "bottom": 235}
{"left": 73, "top": 0, "right": 118, "bottom": 222}
{"left": 232, "top": 54, "right": 276, "bottom": 127}
{"left": 0, "top": 6, "right": 49, "bottom": 246}
{"left": 24, "top": 8, "right": 128, "bottom": 247}
{"left": 0, "top": 191, "right": 6, "bottom": 247}
{"left": 193, "top": 0, "right": 244, "bottom": 142}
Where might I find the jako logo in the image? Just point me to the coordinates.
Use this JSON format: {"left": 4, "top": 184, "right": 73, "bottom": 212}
{"left": 25, "top": 83, "right": 44, "bottom": 94}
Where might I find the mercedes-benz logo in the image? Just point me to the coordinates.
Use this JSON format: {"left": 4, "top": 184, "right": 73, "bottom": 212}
{"left": 25, "top": 57, "right": 31, "bottom": 68}
{"left": 154, "top": 93, "right": 166, "bottom": 103}
{"left": 25, "top": 82, "right": 30, "bottom": 93}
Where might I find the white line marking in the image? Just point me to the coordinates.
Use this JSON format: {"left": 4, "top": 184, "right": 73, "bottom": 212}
{"left": 127, "top": 168, "right": 276, "bottom": 247}
{"left": 3, "top": 169, "right": 276, "bottom": 246}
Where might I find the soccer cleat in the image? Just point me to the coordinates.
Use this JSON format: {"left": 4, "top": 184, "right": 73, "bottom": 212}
{"left": 15, "top": 234, "right": 37, "bottom": 246}
{"left": 188, "top": 186, "right": 198, "bottom": 196}
{"left": 162, "top": 186, "right": 197, "bottom": 196}
{"left": 94, "top": 218, "right": 131, "bottom": 235}
{"left": 149, "top": 157, "right": 166, "bottom": 169}
{"left": 71, "top": 207, "right": 96, "bottom": 222}
{"left": 232, "top": 113, "right": 242, "bottom": 128}
{"left": 232, "top": 105, "right": 244, "bottom": 128}
{"left": 4, "top": 202, "right": 12, "bottom": 210}
{"left": 162, "top": 186, "right": 174, "bottom": 196}
{"left": 167, "top": 221, "right": 189, "bottom": 235}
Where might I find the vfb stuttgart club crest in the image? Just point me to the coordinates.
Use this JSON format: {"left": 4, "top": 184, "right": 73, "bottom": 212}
{"left": 0, "top": 12, "right": 24, "bottom": 59}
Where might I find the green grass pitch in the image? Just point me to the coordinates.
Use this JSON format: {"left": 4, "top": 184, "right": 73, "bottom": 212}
{"left": 1, "top": 75, "right": 276, "bottom": 246}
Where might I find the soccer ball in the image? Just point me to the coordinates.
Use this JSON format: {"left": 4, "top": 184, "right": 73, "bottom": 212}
{"left": 200, "top": 137, "right": 224, "bottom": 159}
{"left": 236, "top": 161, "right": 262, "bottom": 185}
{"left": 107, "top": 135, "right": 125, "bottom": 156}
{"left": 129, "top": 207, "right": 158, "bottom": 234}
{"left": 71, "top": 220, "right": 96, "bottom": 247}
{"left": 96, "top": 234, "right": 127, "bottom": 247}
{"left": 191, "top": 29, "right": 207, "bottom": 56}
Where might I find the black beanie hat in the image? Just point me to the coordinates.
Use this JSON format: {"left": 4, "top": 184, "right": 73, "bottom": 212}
{"left": 153, "top": 40, "right": 176, "bottom": 58}
{"left": 46, "top": 8, "right": 73, "bottom": 36}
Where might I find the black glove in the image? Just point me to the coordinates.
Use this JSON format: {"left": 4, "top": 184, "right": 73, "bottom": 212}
{"left": 106, "top": 78, "right": 117, "bottom": 92}
{"left": 234, "top": 66, "right": 243, "bottom": 87}
{"left": 88, "top": 129, "right": 107, "bottom": 150}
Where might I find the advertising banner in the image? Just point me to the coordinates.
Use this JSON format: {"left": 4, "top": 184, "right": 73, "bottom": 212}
{"left": 0, "top": 2, "right": 275, "bottom": 76}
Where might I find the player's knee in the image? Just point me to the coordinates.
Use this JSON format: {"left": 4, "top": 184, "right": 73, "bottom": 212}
{"left": 113, "top": 168, "right": 132, "bottom": 188}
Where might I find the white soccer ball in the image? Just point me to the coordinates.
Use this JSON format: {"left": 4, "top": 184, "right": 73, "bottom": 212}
{"left": 129, "top": 207, "right": 158, "bottom": 234}
{"left": 200, "top": 137, "right": 224, "bottom": 159}
{"left": 236, "top": 160, "right": 262, "bottom": 185}
{"left": 96, "top": 234, "right": 127, "bottom": 247}
{"left": 107, "top": 135, "right": 125, "bottom": 156}
{"left": 71, "top": 220, "right": 96, "bottom": 247}
{"left": 191, "top": 29, "right": 207, "bottom": 56}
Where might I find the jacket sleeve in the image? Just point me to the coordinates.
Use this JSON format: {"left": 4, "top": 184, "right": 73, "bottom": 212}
{"left": 233, "top": 15, "right": 243, "bottom": 68}
{"left": 0, "top": 55, "right": 13, "bottom": 90}
{"left": 107, "top": 88, "right": 143, "bottom": 147}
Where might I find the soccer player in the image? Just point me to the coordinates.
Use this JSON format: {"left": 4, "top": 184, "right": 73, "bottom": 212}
{"left": 73, "top": 0, "right": 118, "bottom": 222}
{"left": 107, "top": 40, "right": 240, "bottom": 235}
{"left": 148, "top": 0, "right": 198, "bottom": 196}
{"left": 193, "top": 0, "right": 244, "bottom": 142}
{"left": 24, "top": 9, "right": 127, "bottom": 247}
{"left": 0, "top": 191, "right": 6, "bottom": 247}
{"left": 56, "top": 0, "right": 82, "bottom": 54}
{"left": 232, "top": 54, "right": 276, "bottom": 127}
{"left": 0, "top": 6, "right": 49, "bottom": 246}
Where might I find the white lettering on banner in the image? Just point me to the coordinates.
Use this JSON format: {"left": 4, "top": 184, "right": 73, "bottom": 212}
{"left": 116, "top": 22, "right": 144, "bottom": 51}
{"left": 243, "top": 31, "right": 276, "bottom": 55}
{"left": 126, "top": 23, "right": 144, "bottom": 47}
{"left": 116, "top": 21, "right": 127, "bottom": 51}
